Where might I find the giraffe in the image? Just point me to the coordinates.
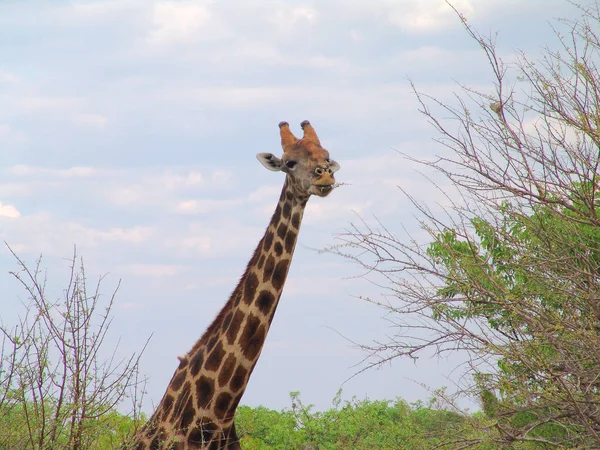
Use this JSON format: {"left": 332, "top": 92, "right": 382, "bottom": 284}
{"left": 132, "top": 120, "right": 340, "bottom": 450}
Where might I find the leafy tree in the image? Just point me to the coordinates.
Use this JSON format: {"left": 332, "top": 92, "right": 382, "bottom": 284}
{"left": 329, "top": 2, "right": 600, "bottom": 448}
{"left": 236, "top": 404, "right": 302, "bottom": 449}
{"left": 236, "top": 391, "right": 492, "bottom": 449}
{"left": 0, "top": 247, "right": 148, "bottom": 449}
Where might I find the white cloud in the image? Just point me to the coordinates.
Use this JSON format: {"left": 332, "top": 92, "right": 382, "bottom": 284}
{"left": 386, "top": 0, "right": 474, "bottom": 33}
{"left": 172, "top": 235, "right": 212, "bottom": 254}
{"left": 71, "top": 0, "right": 139, "bottom": 17}
{"left": 0, "top": 202, "right": 20, "bottom": 218}
{"left": 340, "top": 152, "right": 418, "bottom": 175}
{"left": 170, "top": 86, "right": 287, "bottom": 110}
{"left": 175, "top": 198, "right": 240, "bottom": 214}
{"left": 161, "top": 170, "right": 205, "bottom": 189}
{"left": 0, "top": 211, "right": 154, "bottom": 256}
{"left": 0, "top": 70, "right": 20, "bottom": 84}
{"left": 62, "top": 166, "right": 99, "bottom": 177}
{"left": 166, "top": 221, "right": 263, "bottom": 257}
{"left": 0, "top": 182, "right": 35, "bottom": 198}
{"left": 19, "top": 95, "right": 81, "bottom": 112}
{"left": 9, "top": 165, "right": 102, "bottom": 178}
{"left": 118, "top": 301, "right": 144, "bottom": 310}
{"left": 246, "top": 185, "right": 292, "bottom": 216}
{"left": 101, "top": 226, "right": 153, "bottom": 243}
{"left": 233, "top": 40, "right": 282, "bottom": 62}
{"left": 4, "top": 165, "right": 229, "bottom": 210}
{"left": 350, "top": 29, "right": 363, "bottom": 41}
{"left": 75, "top": 113, "right": 108, "bottom": 129}
{"left": 119, "top": 264, "right": 183, "bottom": 277}
{"left": 148, "top": 1, "right": 231, "bottom": 45}
{"left": 103, "top": 168, "right": 234, "bottom": 208}
{"left": 166, "top": 84, "right": 415, "bottom": 118}
{"left": 303, "top": 196, "right": 372, "bottom": 224}
{"left": 151, "top": 2, "right": 209, "bottom": 43}
{"left": 106, "top": 185, "right": 145, "bottom": 206}
{"left": 210, "top": 170, "right": 231, "bottom": 184}
{"left": 0, "top": 124, "right": 27, "bottom": 149}
{"left": 395, "top": 45, "right": 460, "bottom": 64}
{"left": 0, "top": 68, "right": 107, "bottom": 128}
{"left": 284, "top": 272, "right": 349, "bottom": 297}
{"left": 0, "top": 124, "right": 11, "bottom": 139}
{"left": 269, "top": 5, "right": 318, "bottom": 29}
{"left": 248, "top": 185, "right": 281, "bottom": 205}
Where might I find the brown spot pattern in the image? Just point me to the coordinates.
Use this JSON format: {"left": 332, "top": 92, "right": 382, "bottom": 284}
{"left": 240, "top": 315, "right": 266, "bottom": 361}
{"left": 222, "top": 312, "right": 233, "bottom": 331}
{"left": 256, "top": 290, "right": 275, "bottom": 314}
{"left": 226, "top": 310, "right": 244, "bottom": 344}
{"left": 243, "top": 272, "right": 259, "bottom": 304}
{"left": 282, "top": 201, "right": 291, "bottom": 219}
{"left": 187, "top": 425, "right": 204, "bottom": 446}
{"left": 150, "top": 436, "right": 160, "bottom": 450}
{"left": 228, "top": 397, "right": 242, "bottom": 420}
{"left": 196, "top": 376, "right": 215, "bottom": 409}
{"left": 190, "top": 351, "right": 205, "bottom": 377}
{"left": 205, "top": 341, "right": 225, "bottom": 372}
{"left": 218, "top": 354, "right": 237, "bottom": 387}
{"left": 272, "top": 260, "right": 289, "bottom": 291}
{"left": 263, "top": 255, "right": 275, "bottom": 281}
{"left": 291, "top": 212, "right": 301, "bottom": 229}
{"left": 230, "top": 365, "right": 248, "bottom": 392}
{"left": 161, "top": 394, "right": 175, "bottom": 420}
{"left": 180, "top": 396, "right": 195, "bottom": 430}
{"left": 272, "top": 204, "right": 281, "bottom": 224}
{"left": 208, "top": 440, "right": 222, "bottom": 450}
{"left": 232, "top": 289, "right": 242, "bottom": 307}
{"left": 215, "top": 392, "right": 233, "bottom": 420}
{"left": 263, "top": 230, "right": 274, "bottom": 251}
{"left": 207, "top": 335, "right": 218, "bottom": 352}
{"left": 285, "top": 230, "right": 296, "bottom": 253}
{"left": 171, "top": 381, "right": 191, "bottom": 423}
{"left": 171, "top": 370, "right": 186, "bottom": 391}
{"left": 276, "top": 223, "right": 286, "bottom": 240}
{"left": 189, "top": 419, "right": 218, "bottom": 446}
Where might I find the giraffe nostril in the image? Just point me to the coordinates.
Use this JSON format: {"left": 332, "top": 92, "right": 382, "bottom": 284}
{"left": 315, "top": 167, "right": 324, "bottom": 176}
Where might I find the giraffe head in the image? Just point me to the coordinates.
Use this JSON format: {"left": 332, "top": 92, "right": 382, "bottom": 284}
{"left": 257, "top": 120, "right": 340, "bottom": 198}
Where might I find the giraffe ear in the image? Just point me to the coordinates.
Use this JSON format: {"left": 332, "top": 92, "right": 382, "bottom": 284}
{"left": 257, "top": 153, "right": 283, "bottom": 172}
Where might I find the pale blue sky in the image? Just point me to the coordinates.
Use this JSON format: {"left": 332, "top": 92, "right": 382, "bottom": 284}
{"left": 0, "top": 0, "right": 579, "bottom": 414}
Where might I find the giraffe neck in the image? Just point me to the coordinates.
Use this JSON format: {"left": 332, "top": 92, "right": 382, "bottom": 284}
{"left": 213, "top": 178, "right": 308, "bottom": 405}
{"left": 134, "top": 179, "right": 309, "bottom": 449}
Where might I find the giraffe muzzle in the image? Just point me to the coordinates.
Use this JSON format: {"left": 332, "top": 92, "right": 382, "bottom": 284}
{"left": 314, "top": 166, "right": 333, "bottom": 177}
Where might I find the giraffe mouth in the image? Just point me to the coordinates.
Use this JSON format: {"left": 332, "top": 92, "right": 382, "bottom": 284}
{"left": 314, "top": 184, "right": 334, "bottom": 196}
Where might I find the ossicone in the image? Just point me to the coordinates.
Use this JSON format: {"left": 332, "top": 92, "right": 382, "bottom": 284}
{"left": 279, "top": 120, "right": 298, "bottom": 152}
{"left": 300, "top": 120, "right": 321, "bottom": 145}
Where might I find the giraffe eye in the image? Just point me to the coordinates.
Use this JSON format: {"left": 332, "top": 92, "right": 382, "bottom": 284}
{"left": 285, "top": 160, "right": 297, "bottom": 169}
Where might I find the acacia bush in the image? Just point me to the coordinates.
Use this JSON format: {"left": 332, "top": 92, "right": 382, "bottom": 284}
{"left": 0, "top": 247, "right": 148, "bottom": 449}
{"left": 329, "top": 2, "right": 600, "bottom": 448}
